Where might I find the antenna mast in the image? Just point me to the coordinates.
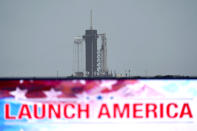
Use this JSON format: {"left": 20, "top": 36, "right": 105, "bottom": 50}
{"left": 90, "top": 10, "right": 93, "bottom": 30}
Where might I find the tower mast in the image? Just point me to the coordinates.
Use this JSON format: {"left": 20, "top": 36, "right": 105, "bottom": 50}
{"left": 90, "top": 10, "right": 93, "bottom": 30}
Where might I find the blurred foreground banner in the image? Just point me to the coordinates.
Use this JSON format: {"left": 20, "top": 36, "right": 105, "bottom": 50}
{"left": 0, "top": 79, "right": 197, "bottom": 131}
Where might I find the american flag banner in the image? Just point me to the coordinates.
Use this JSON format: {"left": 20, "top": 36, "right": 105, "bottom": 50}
{"left": 0, "top": 79, "right": 197, "bottom": 131}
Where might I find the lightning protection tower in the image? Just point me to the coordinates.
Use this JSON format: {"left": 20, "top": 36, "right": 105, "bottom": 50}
{"left": 73, "top": 37, "right": 84, "bottom": 77}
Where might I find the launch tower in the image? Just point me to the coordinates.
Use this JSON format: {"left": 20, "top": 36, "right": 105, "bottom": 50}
{"left": 73, "top": 11, "right": 108, "bottom": 77}
{"left": 83, "top": 10, "right": 98, "bottom": 76}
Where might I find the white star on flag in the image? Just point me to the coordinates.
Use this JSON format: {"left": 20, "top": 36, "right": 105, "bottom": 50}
{"left": 10, "top": 87, "right": 27, "bottom": 100}
{"left": 72, "top": 80, "right": 86, "bottom": 85}
{"left": 99, "top": 80, "right": 117, "bottom": 90}
{"left": 19, "top": 79, "right": 24, "bottom": 84}
{"left": 44, "top": 88, "right": 62, "bottom": 99}
{"left": 79, "top": 80, "right": 86, "bottom": 85}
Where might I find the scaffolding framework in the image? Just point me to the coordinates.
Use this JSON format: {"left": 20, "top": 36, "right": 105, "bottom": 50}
{"left": 97, "top": 33, "right": 108, "bottom": 75}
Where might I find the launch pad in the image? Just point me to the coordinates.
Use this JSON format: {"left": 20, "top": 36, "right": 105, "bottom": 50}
{"left": 73, "top": 11, "right": 108, "bottom": 77}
